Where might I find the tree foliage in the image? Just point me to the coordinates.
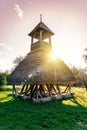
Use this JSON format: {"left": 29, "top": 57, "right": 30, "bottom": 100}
{"left": 0, "top": 71, "right": 11, "bottom": 90}
{"left": 0, "top": 73, "right": 7, "bottom": 90}
{"left": 13, "top": 56, "right": 24, "bottom": 67}
{"left": 83, "top": 48, "right": 87, "bottom": 64}
{"left": 70, "top": 66, "right": 87, "bottom": 87}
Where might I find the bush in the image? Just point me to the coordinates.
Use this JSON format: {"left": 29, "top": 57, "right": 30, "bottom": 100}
{"left": 0, "top": 73, "right": 7, "bottom": 90}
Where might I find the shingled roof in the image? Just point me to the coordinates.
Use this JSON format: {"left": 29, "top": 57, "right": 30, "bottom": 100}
{"left": 28, "top": 22, "right": 54, "bottom": 40}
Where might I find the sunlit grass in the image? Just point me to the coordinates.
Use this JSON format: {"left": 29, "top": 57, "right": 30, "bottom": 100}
{"left": 62, "top": 99, "right": 78, "bottom": 106}
{"left": 0, "top": 85, "right": 87, "bottom": 130}
{"left": 0, "top": 86, "right": 13, "bottom": 102}
{"left": 72, "top": 87, "right": 87, "bottom": 107}
{"left": 62, "top": 87, "right": 87, "bottom": 107}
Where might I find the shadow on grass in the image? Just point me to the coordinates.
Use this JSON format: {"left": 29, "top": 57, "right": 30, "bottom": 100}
{"left": 70, "top": 97, "right": 83, "bottom": 107}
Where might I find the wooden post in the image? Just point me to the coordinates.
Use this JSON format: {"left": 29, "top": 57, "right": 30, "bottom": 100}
{"left": 68, "top": 84, "right": 71, "bottom": 93}
{"left": 64, "top": 84, "right": 71, "bottom": 93}
{"left": 38, "top": 85, "right": 42, "bottom": 98}
{"left": 31, "top": 37, "right": 33, "bottom": 44}
{"left": 12, "top": 84, "right": 16, "bottom": 94}
{"left": 52, "top": 85, "right": 58, "bottom": 95}
{"left": 50, "top": 84, "right": 53, "bottom": 95}
{"left": 39, "top": 84, "right": 45, "bottom": 97}
{"left": 56, "top": 84, "right": 61, "bottom": 94}
{"left": 49, "top": 36, "right": 51, "bottom": 44}
{"left": 30, "top": 85, "right": 35, "bottom": 98}
{"left": 25, "top": 85, "right": 29, "bottom": 93}
{"left": 40, "top": 31, "right": 43, "bottom": 43}
{"left": 20, "top": 85, "right": 26, "bottom": 94}
{"left": 46, "top": 84, "right": 52, "bottom": 97}
{"left": 36, "top": 84, "right": 39, "bottom": 100}
{"left": 25, "top": 85, "right": 30, "bottom": 94}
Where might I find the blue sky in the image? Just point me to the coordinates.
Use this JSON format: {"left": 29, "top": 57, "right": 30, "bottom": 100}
{"left": 0, "top": 0, "right": 87, "bottom": 71}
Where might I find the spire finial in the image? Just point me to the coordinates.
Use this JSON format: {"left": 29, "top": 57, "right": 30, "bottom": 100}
{"left": 40, "top": 14, "right": 42, "bottom": 22}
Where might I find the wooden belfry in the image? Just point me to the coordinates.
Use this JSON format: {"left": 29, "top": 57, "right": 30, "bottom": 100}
{"left": 29, "top": 14, "right": 54, "bottom": 53}
{"left": 9, "top": 15, "right": 75, "bottom": 102}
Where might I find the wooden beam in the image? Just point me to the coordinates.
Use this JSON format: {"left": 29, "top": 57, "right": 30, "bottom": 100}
{"left": 56, "top": 84, "right": 61, "bottom": 94}
{"left": 64, "top": 84, "right": 71, "bottom": 93}
{"left": 12, "top": 84, "right": 17, "bottom": 94}
{"left": 29, "top": 85, "right": 35, "bottom": 98}
{"left": 49, "top": 84, "right": 54, "bottom": 95}
{"left": 25, "top": 85, "right": 29, "bottom": 93}
{"left": 39, "top": 84, "right": 45, "bottom": 97}
{"left": 20, "top": 85, "right": 26, "bottom": 94}
{"left": 36, "top": 84, "right": 38, "bottom": 100}
{"left": 52, "top": 85, "right": 58, "bottom": 95}
{"left": 46, "top": 84, "right": 52, "bottom": 96}
{"left": 25, "top": 85, "right": 31, "bottom": 95}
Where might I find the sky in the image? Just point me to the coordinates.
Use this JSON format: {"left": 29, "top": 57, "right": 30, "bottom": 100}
{"left": 0, "top": 0, "right": 87, "bottom": 71}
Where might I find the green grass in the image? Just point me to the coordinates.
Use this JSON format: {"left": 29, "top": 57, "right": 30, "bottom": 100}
{"left": 0, "top": 86, "right": 87, "bottom": 130}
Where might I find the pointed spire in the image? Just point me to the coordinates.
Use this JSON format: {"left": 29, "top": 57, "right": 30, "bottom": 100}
{"left": 40, "top": 14, "right": 42, "bottom": 22}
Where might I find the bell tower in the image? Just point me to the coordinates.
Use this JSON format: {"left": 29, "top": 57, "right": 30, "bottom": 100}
{"left": 28, "top": 15, "right": 54, "bottom": 52}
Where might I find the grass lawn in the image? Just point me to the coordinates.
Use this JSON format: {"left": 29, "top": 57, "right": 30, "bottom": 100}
{"left": 0, "top": 86, "right": 87, "bottom": 130}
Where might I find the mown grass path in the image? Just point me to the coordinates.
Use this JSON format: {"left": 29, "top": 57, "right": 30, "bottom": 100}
{"left": 0, "top": 86, "right": 87, "bottom": 130}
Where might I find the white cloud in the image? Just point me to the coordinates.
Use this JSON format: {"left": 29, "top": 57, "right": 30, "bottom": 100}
{"left": 0, "top": 43, "right": 13, "bottom": 53}
{"left": 0, "top": 43, "right": 14, "bottom": 71}
{"left": 14, "top": 4, "right": 23, "bottom": 18}
{"left": 0, "top": 43, "right": 13, "bottom": 60}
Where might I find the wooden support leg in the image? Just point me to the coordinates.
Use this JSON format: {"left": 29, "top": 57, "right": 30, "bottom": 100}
{"left": 52, "top": 85, "right": 58, "bottom": 95}
{"left": 30, "top": 85, "right": 35, "bottom": 98}
{"left": 30, "top": 84, "right": 38, "bottom": 99}
{"left": 20, "top": 85, "right": 25, "bottom": 94}
{"left": 63, "top": 86, "right": 68, "bottom": 93}
{"left": 25, "top": 85, "right": 30, "bottom": 94}
{"left": 46, "top": 84, "right": 52, "bottom": 97}
{"left": 25, "top": 85, "right": 29, "bottom": 94}
{"left": 30, "top": 84, "right": 42, "bottom": 99}
{"left": 50, "top": 84, "right": 54, "bottom": 95}
{"left": 56, "top": 84, "right": 61, "bottom": 94}
{"left": 68, "top": 84, "right": 71, "bottom": 93}
{"left": 37, "top": 85, "right": 42, "bottom": 98}
{"left": 39, "top": 85, "right": 45, "bottom": 97}
{"left": 64, "top": 84, "right": 71, "bottom": 93}
{"left": 36, "top": 84, "right": 39, "bottom": 100}
{"left": 12, "top": 84, "right": 16, "bottom": 94}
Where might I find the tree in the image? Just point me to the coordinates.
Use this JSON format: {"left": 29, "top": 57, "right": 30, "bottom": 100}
{"left": 70, "top": 66, "right": 87, "bottom": 90}
{"left": 0, "top": 73, "right": 7, "bottom": 90}
{"left": 83, "top": 48, "right": 87, "bottom": 64}
{"left": 13, "top": 56, "right": 24, "bottom": 67}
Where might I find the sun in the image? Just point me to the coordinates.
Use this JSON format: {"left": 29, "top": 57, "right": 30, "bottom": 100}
{"left": 52, "top": 43, "right": 68, "bottom": 61}
{"left": 52, "top": 46, "right": 63, "bottom": 60}
{"left": 49, "top": 51, "right": 58, "bottom": 61}
{"left": 51, "top": 52, "right": 58, "bottom": 59}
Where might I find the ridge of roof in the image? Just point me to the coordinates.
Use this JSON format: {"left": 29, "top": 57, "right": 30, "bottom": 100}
{"left": 29, "top": 22, "right": 54, "bottom": 36}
